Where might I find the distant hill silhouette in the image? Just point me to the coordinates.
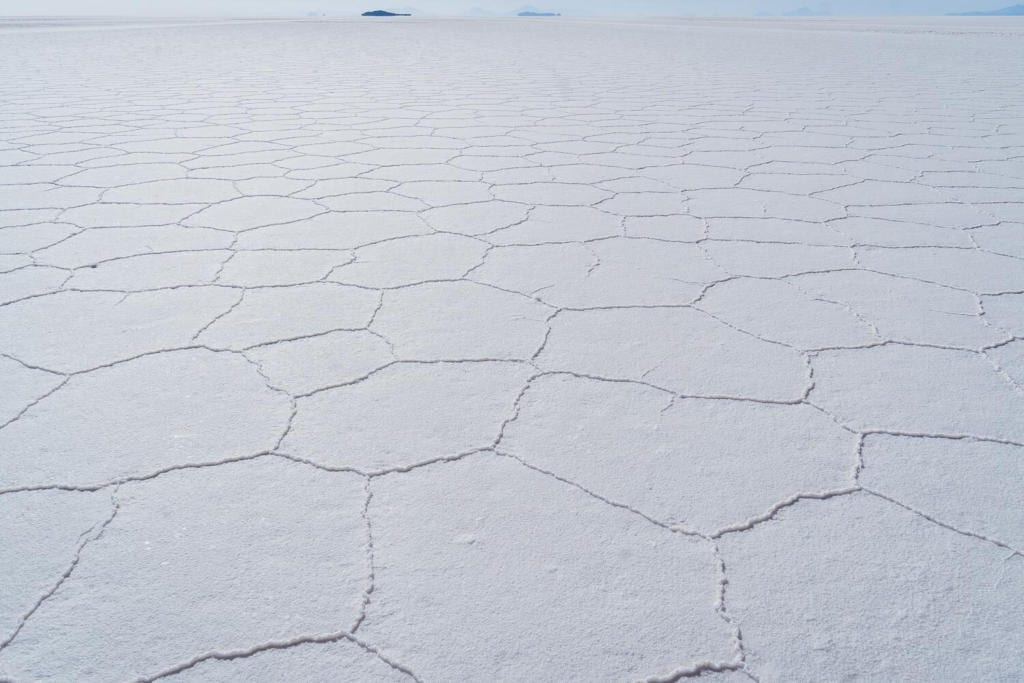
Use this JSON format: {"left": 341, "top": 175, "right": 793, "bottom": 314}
{"left": 783, "top": 6, "right": 830, "bottom": 16}
{"left": 362, "top": 9, "right": 411, "bottom": 16}
{"left": 948, "top": 3, "right": 1024, "bottom": 14}
{"left": 514, "top": 5, "right": 560, "bottom": 16}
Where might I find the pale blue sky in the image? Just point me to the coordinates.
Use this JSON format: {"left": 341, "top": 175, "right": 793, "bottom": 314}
{"left": 0, "top": 0, "right": 1011, "bottom": 16}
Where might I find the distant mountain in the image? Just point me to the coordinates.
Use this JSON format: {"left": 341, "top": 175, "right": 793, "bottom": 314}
{"left": 514, "top": 5, "right": 560, "bottom": 15}
{"left": 362, "top": 9, "right": 411, "bottom": 16}
{"left": 948, "top": 4, "right": 1024, "bottom": 14}
{"left": 782, "top": 6, "right": 831, "bottom": 16}
{"left": 462, "top": 5, "right": 559, "bottom": 17}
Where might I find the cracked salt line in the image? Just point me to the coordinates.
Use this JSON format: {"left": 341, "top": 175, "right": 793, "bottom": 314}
{"left": 1, "top": 14, "right": 1023, "bottom": 682}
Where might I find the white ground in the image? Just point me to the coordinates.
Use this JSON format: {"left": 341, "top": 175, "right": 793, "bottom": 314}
{"left": 0, "top": 15, "right": 1023, "bottom": 682}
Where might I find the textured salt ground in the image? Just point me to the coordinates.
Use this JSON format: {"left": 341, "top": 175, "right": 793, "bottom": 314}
{"left": 1, "top": 15, "right": 1023, "bottom": 683}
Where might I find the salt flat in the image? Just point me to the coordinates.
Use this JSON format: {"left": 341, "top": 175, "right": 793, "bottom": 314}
{"left": 0, "top": 15, "right": 1022, "bottom": 682}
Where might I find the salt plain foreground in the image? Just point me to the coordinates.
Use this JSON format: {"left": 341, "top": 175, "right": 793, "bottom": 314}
{"left": 0, "top": 14, "right": 1023, "bottom": 682}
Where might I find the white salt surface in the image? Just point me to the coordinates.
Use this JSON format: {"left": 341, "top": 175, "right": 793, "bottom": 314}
{"left": 0, "top": 15, "right": 1022, "bottom": 682}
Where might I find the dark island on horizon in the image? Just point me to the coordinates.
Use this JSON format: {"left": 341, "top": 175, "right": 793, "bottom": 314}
{"left": 362, "top": 9, "right": 412, "bottom": 16}
{"left": 518, "top": 11, "right": 561, "bottom": 16}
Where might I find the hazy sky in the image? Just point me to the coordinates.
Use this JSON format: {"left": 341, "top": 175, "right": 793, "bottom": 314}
{"left": 0, "top": 0, "right": 1008, "bottom": 16}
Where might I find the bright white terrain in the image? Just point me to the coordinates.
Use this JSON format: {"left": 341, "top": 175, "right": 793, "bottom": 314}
{"left": 0, "top": 14, "right": 1022, "bottom": 682}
